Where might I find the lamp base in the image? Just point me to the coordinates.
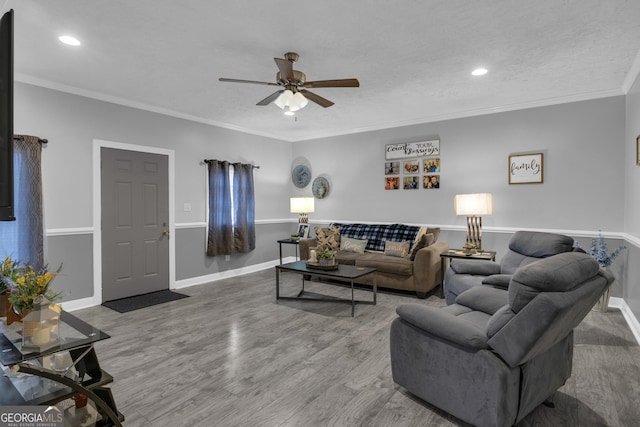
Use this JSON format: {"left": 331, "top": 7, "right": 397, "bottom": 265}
{"left": 298, "top": 213, "right": 309, "bottom": 223}
{"left": 466, "top": 216, "right": 483, "bottom": 251}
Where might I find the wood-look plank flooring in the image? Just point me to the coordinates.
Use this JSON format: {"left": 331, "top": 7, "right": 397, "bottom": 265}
{"left": 73, "top": 269, "right": 640, "bottom": 426}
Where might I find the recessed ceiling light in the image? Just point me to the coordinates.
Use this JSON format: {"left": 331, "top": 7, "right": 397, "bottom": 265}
{"left": 59, "top": 35, "right": 80, "bottom": 46}
{"left": 472, "top": 68, "right": 488, "bottom": 76}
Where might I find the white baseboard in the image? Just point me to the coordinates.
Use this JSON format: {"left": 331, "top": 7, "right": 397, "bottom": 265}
{"left": 174, "top": 256, "right": 296, "bottom": 289}
{"left": 609, "top": 297, "right": 640, "bottom": 345}
{"left": 61, "top": 296, "right": 101, "bottom": 312}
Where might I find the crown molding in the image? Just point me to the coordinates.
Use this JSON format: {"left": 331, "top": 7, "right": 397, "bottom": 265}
{"left": 16, "top": 74, "right": 624, "bottom": 143}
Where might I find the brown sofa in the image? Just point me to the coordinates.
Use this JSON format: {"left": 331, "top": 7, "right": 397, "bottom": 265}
{"left": 299, "top": 223, "right": 448, "bottom": 298}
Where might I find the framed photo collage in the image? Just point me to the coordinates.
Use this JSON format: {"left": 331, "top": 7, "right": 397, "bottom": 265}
{"left": 384, "top": 140, "right": 440, "bottom": 190}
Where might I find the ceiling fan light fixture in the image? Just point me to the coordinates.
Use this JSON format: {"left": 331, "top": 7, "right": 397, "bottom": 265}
{"left": 292, "top": 92, "right": 308, "bottom": 109}
{"left": 275, "top": 89, "right": 307, "bottom": 114}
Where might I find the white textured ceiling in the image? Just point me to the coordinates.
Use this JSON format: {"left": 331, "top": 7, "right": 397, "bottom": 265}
{"left": 5, "top": 0, "right": 640, "bottom": 141}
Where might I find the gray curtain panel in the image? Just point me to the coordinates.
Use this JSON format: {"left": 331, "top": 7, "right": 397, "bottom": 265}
{"left": 0, "top": 135, "right": 44, "bottom": 267}
{"left": 206, "top": 160, "right": 255, "bottom": 256}
{"left": 232, "top": 162, "right": 256, "bottom": 253}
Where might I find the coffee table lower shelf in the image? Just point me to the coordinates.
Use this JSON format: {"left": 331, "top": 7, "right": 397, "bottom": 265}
{"left": 275, "top": 261, "right": 377, "bottom": 317}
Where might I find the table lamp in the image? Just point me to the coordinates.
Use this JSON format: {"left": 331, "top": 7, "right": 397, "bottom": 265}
{"left": 454, "top": 193, "right": 493, "bottom": 250}
{"left": 290, "top": 197, "right": 315, "bottom": 223}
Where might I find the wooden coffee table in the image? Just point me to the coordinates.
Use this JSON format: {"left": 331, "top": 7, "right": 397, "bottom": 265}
{"left": 275, "top": 260, "right": 377, "bottom": 317}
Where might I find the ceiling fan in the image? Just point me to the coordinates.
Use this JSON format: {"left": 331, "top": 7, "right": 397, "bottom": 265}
{"left": 219, "top": 52, "right": 359, "bottom": 114}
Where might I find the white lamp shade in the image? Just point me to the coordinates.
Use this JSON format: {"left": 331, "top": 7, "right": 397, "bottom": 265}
{"left": 290, "top": 197, "right": 315, "bottom": 213}
{"left": 454, "top": 193, "right": 493, "bottom": 216}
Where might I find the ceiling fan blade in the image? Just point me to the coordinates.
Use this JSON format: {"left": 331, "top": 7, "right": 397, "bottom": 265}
{"left": 304, "top": 78, "right": 360, "bottom": 88}
{"left": 219, "top": 77, "right": 279, "bottom": 86}
{"left": 257, "top": 90, "right": 284, "bottom": 106}
{"left": 300, "top": 90, "right": 334, "bottom": 108}
{"left": 274, "top": 58, "right": 294, "bottom": 82}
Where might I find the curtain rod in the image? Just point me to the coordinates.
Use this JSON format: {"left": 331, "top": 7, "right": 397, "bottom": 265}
{"left": 13, "top": 135, "right": 48, "bottom": 144}
{"left": 203, "top": 159, "right": 259, "bottom": 169}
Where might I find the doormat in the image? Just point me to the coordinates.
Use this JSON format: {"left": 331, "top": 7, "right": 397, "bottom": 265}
{"left": 102, "top": 289, "right": 189, "bottom": 313}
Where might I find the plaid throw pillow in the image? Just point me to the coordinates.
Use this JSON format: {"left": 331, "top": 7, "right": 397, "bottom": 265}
{"left": 314, "top": 226, "right": 340, "bottom": 251}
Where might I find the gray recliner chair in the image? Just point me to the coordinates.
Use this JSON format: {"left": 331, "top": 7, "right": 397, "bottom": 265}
{"left": 390, "top": 252, "right": 614, "bottom": 427}
{"left": 443, "top": 230, "right": 575, "bottom": 304}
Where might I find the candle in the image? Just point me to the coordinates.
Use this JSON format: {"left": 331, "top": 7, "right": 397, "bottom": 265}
{"left": 54, "top": 353, "right": 67, "bottom": 371}
{"left": 32, "top": 326, "right": 51, "bottom": 345}
{"left": 309, "top": 249, "right": 317, "bottom": 263}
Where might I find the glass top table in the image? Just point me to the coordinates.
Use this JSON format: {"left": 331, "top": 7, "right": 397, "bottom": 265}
{"left": 1, "top": 311, "right": 123, "bottom": 425}
{"left": 0, "top": 311, "right": 110, "bottom": 365}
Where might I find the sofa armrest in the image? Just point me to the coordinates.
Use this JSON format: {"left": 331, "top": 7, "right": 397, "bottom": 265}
{"left": 413, "top": 241, "right": 449, "bottom": 294}
{"left": 298, "top": 238, "right": 316, "bottom": 261}
{"left": 396, "top": 303, "right": 489, "bottom": 350}
{"left": 450, "top": 259, "right": 501, "bottom": 275}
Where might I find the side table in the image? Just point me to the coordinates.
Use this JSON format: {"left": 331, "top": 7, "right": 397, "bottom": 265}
{"left": 277, "top": 238, "right": 300, "bottom": 264}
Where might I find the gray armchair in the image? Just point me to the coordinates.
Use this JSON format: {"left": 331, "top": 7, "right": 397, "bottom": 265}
{"left": 390, "top": 252, "right": 614, "bottom": 427}
{"left": 443, "top": 230, "right": 575, "bottom": 304}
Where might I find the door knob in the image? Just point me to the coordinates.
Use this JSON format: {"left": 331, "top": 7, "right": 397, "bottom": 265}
{"left": 162, "top": 230, "right": 170, "bottom": 237}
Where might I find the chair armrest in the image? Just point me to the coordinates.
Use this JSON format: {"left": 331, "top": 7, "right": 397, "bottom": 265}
{"left": 450, "top": 259, "right": 501, "bottom": 275}
{"left": 395, "top": 303, "right": 489, "bottom": 350}
{"left": 481, "top": 274, "right": 512, "bottom": 289}
{"left": 455, "top": 286, "right": 508, "bottom": 315}
{"left": 298, "top": 238, "right": 316, "bottom": 260}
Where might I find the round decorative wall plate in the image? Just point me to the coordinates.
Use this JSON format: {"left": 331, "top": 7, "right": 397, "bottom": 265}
{"left": 292, "top": 165, "right": 311, "bottom": 188}
{"left": 312, "top": 176, "right": 330, "bottom": 199}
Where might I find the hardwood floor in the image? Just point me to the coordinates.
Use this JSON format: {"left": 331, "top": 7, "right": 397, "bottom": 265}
{"left": 73, "top": 269, "right": 640, "bottom": 426}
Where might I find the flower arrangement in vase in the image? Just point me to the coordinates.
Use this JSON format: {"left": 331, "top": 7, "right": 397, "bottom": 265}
{"left": 1, "top": 256, "right": 62, "bottom": 318}
{"left": 316, "top": 247, "right": 337, "bottom": 266}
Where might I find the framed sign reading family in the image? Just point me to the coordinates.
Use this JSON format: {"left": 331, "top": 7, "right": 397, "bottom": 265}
{"left": 385, "top": 140, "right": 440, "bottom": 160}
{"left": 509, "top": 152, "right": 544, "bottom": 184}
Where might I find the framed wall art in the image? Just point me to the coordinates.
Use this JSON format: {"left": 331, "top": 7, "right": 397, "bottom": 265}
{"left": 385, "top": 177, "right": 400, "bottom": 190}
{"left": 385, "top": 161, "right": 400, "bottom": 175}
{"left": 403, "top": 160, "right": 419, "bottom": 174}
{"left": 424, "top": 175, "right": 440, "bottom": 189}
{"left": 403, "top": 176, "right": 419, "bottom": 189}
{"left": 637, "top": 135, "right": 640, "bottom": 166}
{"left": 509, "top": 152, "right": 544, "bottom": 184}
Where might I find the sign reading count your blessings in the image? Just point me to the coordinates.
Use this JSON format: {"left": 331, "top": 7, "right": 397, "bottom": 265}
{"left": 385, "top": 140, "right": 440, "bottom": 160}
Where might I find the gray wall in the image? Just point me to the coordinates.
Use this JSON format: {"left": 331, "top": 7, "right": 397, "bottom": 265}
{"left": 291, "top": 97, "right": 625, "bottom": 231}
{"left": 293, "top": 97, "right": 629, "bottom": 299}
{"left": 625, "top": 71, "right": 640, "bottom": 320}
{"left": 11, "top": 81, "right": 637, "bottom": 323}
{"left": 14, "top": 82, "right": 296, "bottom": 303}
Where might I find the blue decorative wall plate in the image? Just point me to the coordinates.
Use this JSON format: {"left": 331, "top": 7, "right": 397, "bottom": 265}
{"left": 312, "top": 176, "right": 330, "bottom": 199}
{"left": 292, "top": 165, "right": 311, "bottom": 188}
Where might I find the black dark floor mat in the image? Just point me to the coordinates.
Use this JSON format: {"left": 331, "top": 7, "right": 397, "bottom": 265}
{"left": 102, "top": 289, "right": 189, "bottom": 313}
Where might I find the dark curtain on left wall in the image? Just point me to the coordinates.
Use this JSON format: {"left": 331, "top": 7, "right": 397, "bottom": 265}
{"left": 206, "top": 160, "right": 255, "bottom": 256}
{"left": 0, "top": 135, "right": 45, "bottom": 267}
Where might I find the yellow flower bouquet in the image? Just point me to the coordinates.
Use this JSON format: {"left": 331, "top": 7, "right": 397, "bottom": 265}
{"left": 1, "top": 256, "right": 62, "bottom": 313}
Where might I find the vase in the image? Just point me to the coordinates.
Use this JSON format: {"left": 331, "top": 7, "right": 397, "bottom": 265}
{"left": 319, "top": 258, "right": 335, "bottom": 266}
